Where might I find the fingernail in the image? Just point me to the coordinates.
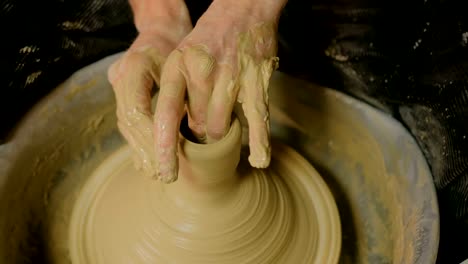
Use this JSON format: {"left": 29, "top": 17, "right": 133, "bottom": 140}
{"left": 157, "top": 160, "right": 178, "bottom": 183}
{"left": 248, "top": 155, "right": 270, "bottom": 168}
{"left": 249, "top": 145, "right": 271, "bottom": 169}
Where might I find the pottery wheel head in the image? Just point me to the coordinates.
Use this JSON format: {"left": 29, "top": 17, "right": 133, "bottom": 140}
{"left": 69, "top": 117, "right": 341, "bottom": 264}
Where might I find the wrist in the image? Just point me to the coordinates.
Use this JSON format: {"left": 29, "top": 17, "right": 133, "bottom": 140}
{"left": 212, "top": 0, "right": 288, "bottom": 22}
{"left": 130, "top": 0, "right": 192, "bottom": 33}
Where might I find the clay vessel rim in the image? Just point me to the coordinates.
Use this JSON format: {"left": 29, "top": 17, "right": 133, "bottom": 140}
{"left": 180, "top": 118, "right": 241, "bottom": 158}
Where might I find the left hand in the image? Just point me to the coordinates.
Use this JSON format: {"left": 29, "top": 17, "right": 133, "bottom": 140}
{"left": 108, "top": 0, "right": 192, "bottom": 180}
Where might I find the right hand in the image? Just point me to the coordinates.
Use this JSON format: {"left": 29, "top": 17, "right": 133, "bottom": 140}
{"left": 153, "top": 0, "right": 285, "bottom": 183}
{"left": 107, "top": 2, "right": 192, "bottom": 180}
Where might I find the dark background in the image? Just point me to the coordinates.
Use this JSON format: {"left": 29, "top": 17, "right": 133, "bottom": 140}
{"left": 0, "top": 0, "right": 467, "bottom": 262}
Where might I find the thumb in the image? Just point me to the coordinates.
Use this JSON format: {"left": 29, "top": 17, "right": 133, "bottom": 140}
{"left": 111, "top": 51, "right": 163, "bottom": 179}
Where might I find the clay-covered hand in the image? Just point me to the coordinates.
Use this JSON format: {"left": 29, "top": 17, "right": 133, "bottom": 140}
{"left": 108, "top": 0, "right": 192, "bottom": 178}
{"left": 154, "top": 0, "right": 287, "bottom": 182}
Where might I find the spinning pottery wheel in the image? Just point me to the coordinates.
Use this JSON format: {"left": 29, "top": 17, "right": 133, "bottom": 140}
{"left": 69, "top": 115, "right": 341, "bottom": 263}
{"left": 0, "top": 53, "right": 439, "bottom": 263}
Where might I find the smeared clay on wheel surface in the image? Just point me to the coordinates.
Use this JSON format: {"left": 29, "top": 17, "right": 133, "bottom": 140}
{"left": 69, "top": 118, "right": 341, "bottom": 263}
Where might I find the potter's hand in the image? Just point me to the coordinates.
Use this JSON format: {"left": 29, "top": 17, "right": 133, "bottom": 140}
{"left": 108, "top": 0, "right": 192, "bottom": 179}
{"left": 154, "top": 0, "right": 287, "bottom": 182}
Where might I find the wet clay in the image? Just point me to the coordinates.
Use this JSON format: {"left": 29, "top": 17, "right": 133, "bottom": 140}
{"left": 0, "top": 54, "right": 438, "bottom": 264}
{"left": 69, "top": 117, "right": 341, "bottom": 263}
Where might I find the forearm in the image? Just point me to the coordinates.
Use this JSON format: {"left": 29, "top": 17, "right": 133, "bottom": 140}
{"left": 129, "top": 0, "right": 191, "bottom": 32}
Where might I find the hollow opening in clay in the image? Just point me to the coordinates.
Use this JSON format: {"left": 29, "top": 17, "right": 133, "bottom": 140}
{"left": 180, "top": 115, "right": 202, "bottom": 143}
{"left": 179, "top": 114, "right": 236, "bottom": 145}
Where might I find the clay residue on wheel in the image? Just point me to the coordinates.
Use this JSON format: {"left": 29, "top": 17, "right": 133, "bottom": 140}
{"left": 68, "top": 118, "right": 341, "bottom": 264}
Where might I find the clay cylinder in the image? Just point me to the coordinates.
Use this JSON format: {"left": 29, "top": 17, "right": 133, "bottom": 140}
{"left": 165, "top": 117, "right": 242, "bottom": 204}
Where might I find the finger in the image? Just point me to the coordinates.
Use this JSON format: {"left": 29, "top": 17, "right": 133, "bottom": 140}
{"left": 182, "top": 45, "right": 215, "bottom": 142}
{"left": 117, "top": 121, "right": 153, "bottom": 175}
{"left": 117, "top": 115, "right": 154, "bottom": 177}
{"left": 206, "top": 64, "right": 238, "bottom": 142}
{"left": 111, "top": 52, "right": 158, "bottom": 177}
{"left": 240, "top": 60, "right": 276, "bottom": 168}
{"left": 154, "top": 50, "right": 187, "bottom": 183}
